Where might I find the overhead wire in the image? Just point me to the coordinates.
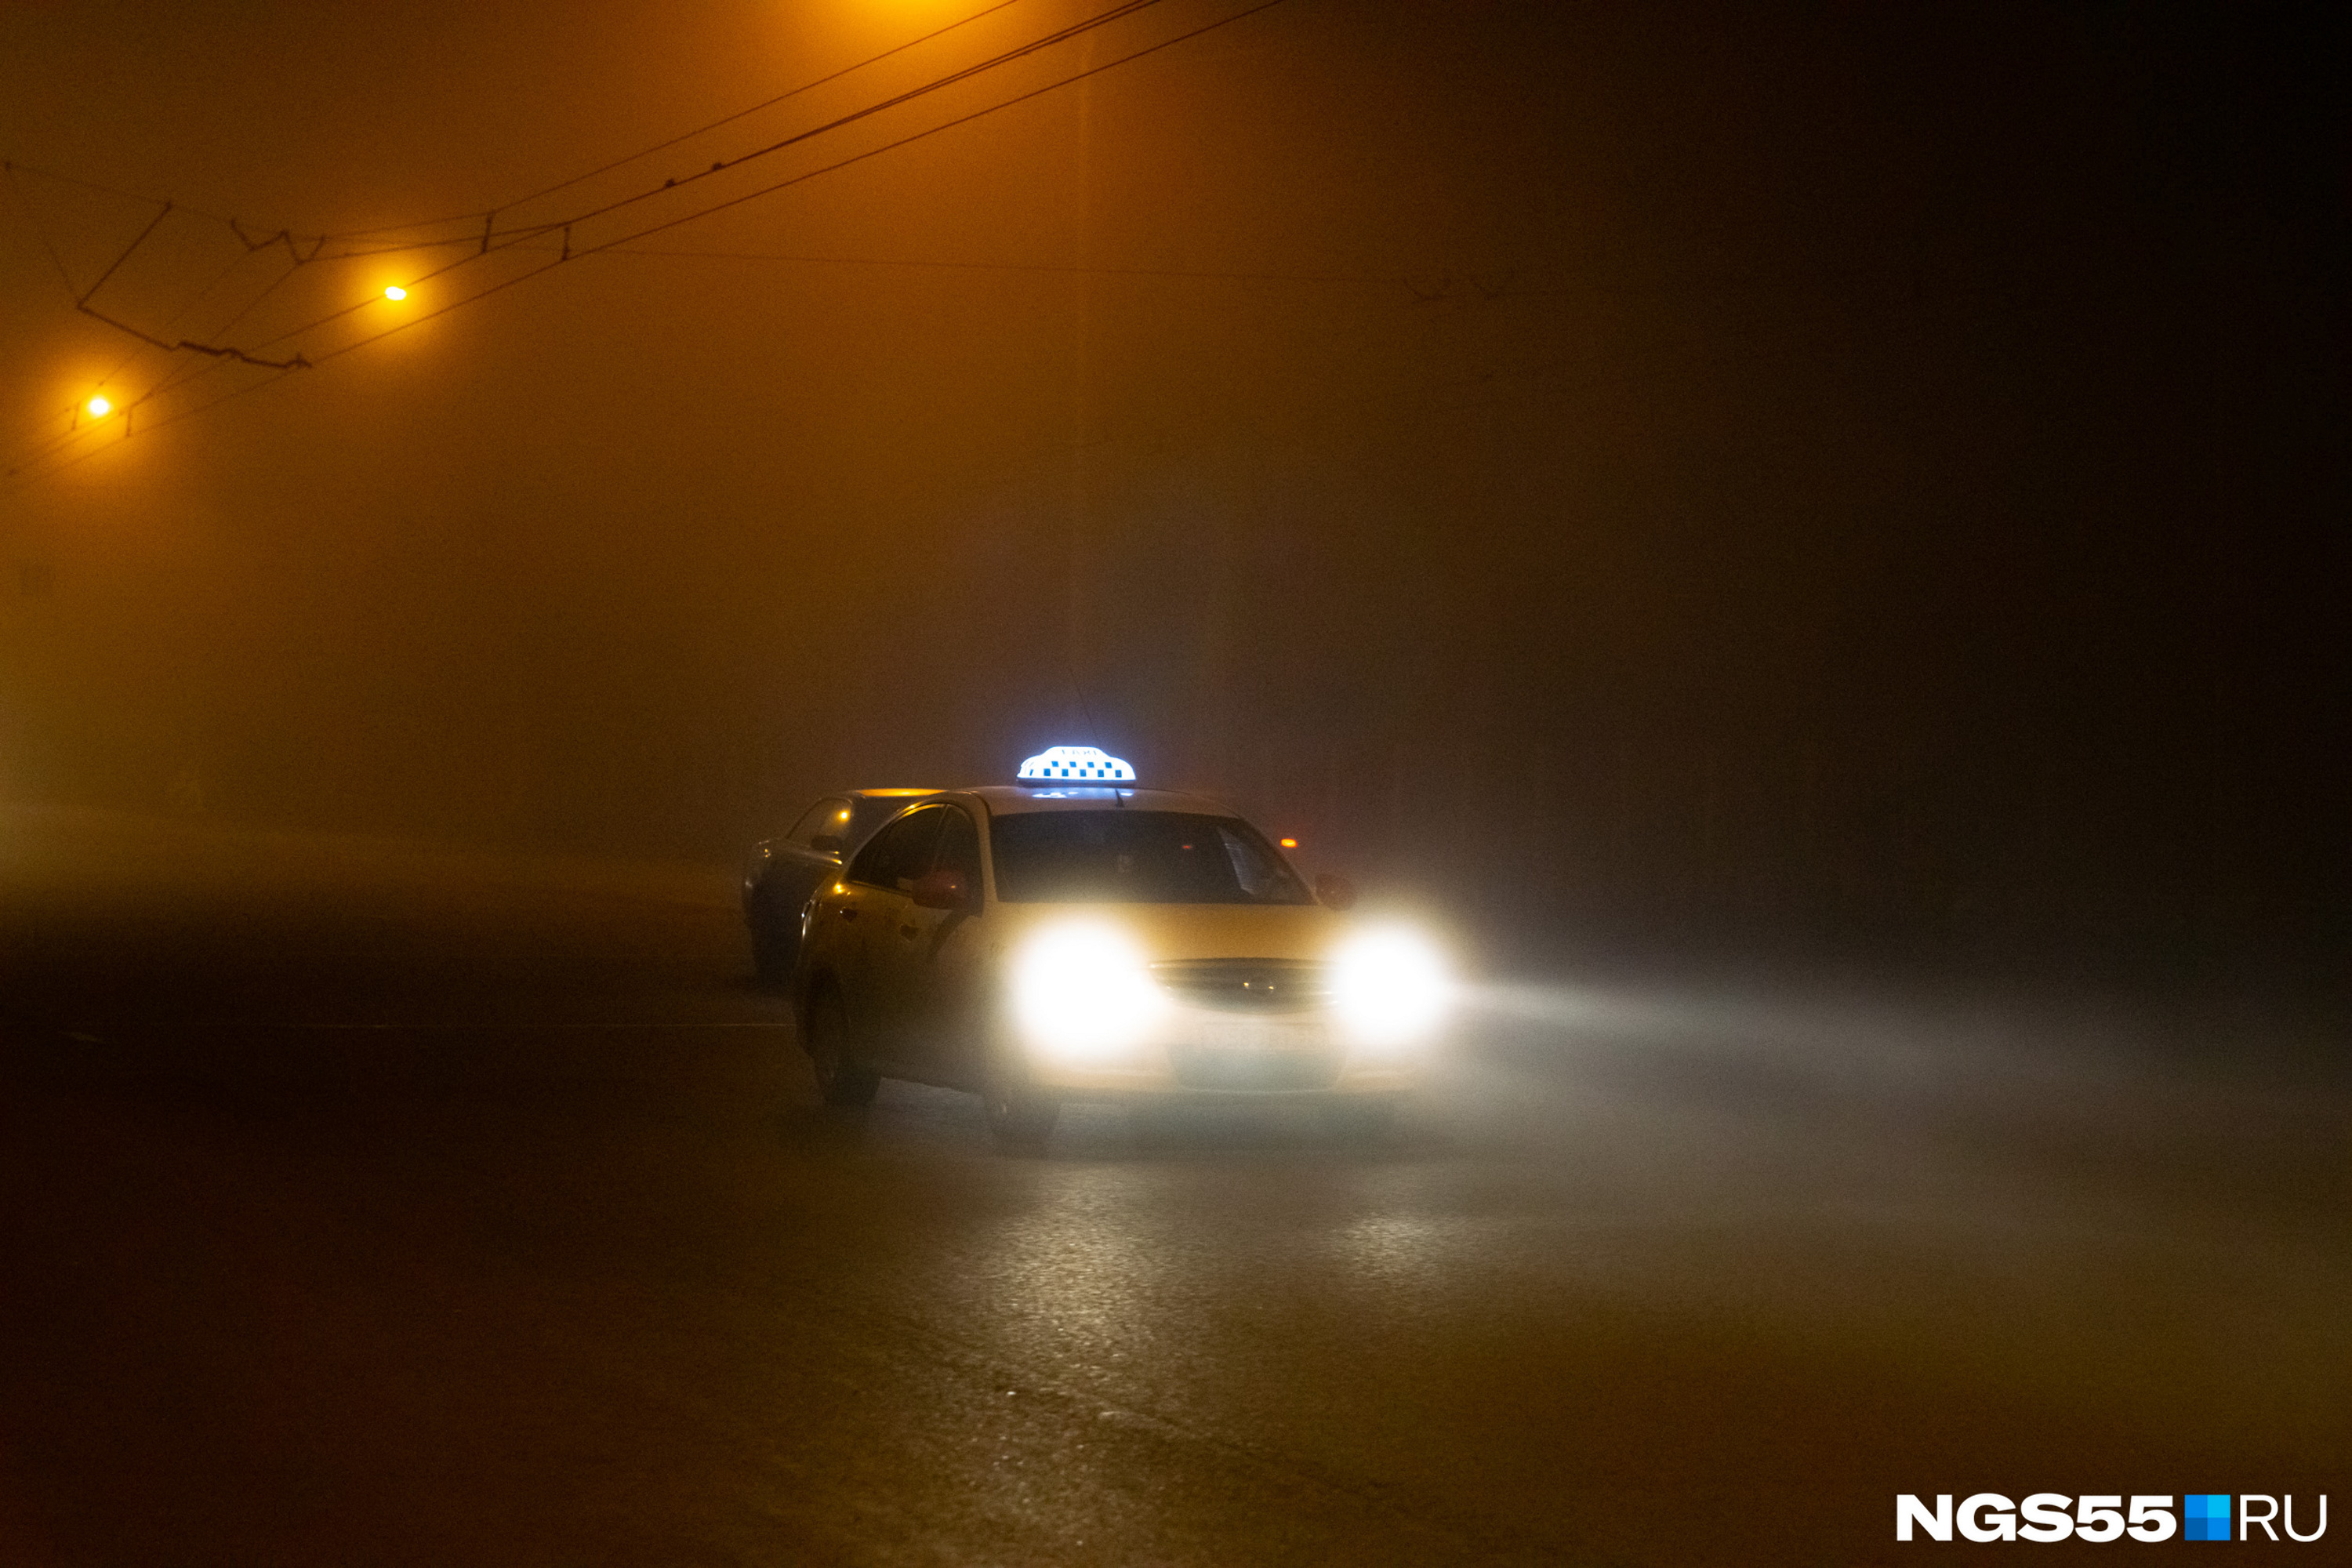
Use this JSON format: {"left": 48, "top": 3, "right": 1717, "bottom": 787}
{"left": 0, "top": 0, "right": 1099, "bottom": 394}
{"left": 206, "top": 249, "right": 305, "bottom": 339}
{"left": 49, "top": 249, "right": 301, "bottom": 458}
{"left": 5, "top": 3, "right": 910, "bottom": 477}
{"left": 309, "top": 0, "right": 1287, "bottom": 367}
{"left": 3, "top": 3, "right": 1103, "bottom": 479}
{"left": 318, "top": 0, "right": 1034, "bottom": 241}
{"left": 193, "top": 2, "right": 1177, "bottom": 365}
{"left": 96, "top": 245, "right": 265, "bottom": 383}
{"left": 0, "top": 209, "right": 264, "bottom": 474}
{"left": 34, "top": 0, "right": 1183, "bottom": 371}
{"left": 0, "top": 245, "right": 270, "bottom": 471}
{"left": 203, "top": 0, "right": 1225, "bottom": 363}
{"left": 453, "top": 0, "right": 1173, "bottom": 246}
{"left": 278, "top": 0, "right": 1176, "bottom": 266}
{"left": 8, "top": 367, "right": 292, "bottom": 487}
{"left": 5, "top": 0, "right": 1290, "bottom": 488}
{"left": 0, "top": 0, "right": 1032, "bottom": 251}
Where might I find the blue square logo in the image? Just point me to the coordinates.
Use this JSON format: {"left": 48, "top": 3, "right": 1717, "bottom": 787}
{"left": 2185, "top": 1494, "right": 2233, "bottom": 1541}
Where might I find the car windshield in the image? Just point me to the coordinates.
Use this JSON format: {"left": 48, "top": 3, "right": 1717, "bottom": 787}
{"left": 989, "top": 811, "right": 1313, "bottom": 906}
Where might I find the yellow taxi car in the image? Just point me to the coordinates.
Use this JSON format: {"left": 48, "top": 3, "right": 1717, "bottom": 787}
{"left": 791, "top": 746, "right": 1450, "bottom": 1148}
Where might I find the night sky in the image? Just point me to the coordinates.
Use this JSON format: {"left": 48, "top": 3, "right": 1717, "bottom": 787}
{"left": 2, "top": 1, "right": 2343, "bottom": 975}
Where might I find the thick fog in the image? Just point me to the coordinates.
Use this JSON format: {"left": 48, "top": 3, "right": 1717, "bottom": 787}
{"left": 2, "top": 1, "right": 2342, "bottom": 978}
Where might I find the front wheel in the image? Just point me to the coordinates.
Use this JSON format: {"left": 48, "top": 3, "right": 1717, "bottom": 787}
{"left": 981, "top": 1059, "right": 1058, "bottom": 1152}
{"left": 804, "top": 986, "right": 880, "bottom": 1107}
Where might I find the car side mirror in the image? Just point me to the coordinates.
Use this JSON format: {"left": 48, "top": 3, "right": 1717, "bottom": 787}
{"left": 1314, "top": 873, "right": 1358, "bottom": 911}
{"left": 810, "top": 833, "right": 845, "bottom": 855}
{"left": 910, "top": 868, "right": 974, "bottom": 911}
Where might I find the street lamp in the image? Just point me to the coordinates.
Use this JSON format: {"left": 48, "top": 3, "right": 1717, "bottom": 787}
{"left": 85, "top": 395, "right": 112, "bottom": 419}
{"left": 383, "top": 285, "right": 408, "bottom": 302}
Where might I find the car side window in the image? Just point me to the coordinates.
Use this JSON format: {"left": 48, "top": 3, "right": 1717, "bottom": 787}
{"left": 1218, "top": 826, "right": 1292, "bottom": 899}
{"left": 789, "top": 797, "right": 853, "bottom": 848}
{"left": 935, "top": 808, "right": 982, "bottom": 892}
{"left": 848, "top": 808, "right": 945, "bottom": 891}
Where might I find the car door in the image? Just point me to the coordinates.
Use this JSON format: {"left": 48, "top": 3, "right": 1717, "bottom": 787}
{"left": 887, "top": 804, "right": 993, "bottom": 1085}
{"left": 835, "top": 805, "right": 945, "bottom": 1067}
{"left": 752, "top": 796, "right": 853, "bottom": 933}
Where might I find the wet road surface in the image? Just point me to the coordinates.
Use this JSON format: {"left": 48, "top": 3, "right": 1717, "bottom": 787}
{"left": 3, "top": 807, "right": 2345, "bottom": 1563}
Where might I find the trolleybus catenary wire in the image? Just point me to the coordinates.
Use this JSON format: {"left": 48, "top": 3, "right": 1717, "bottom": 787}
{"left": 3, "top": 0, "right": 1189, "bottom": 478}
{"left": 318, "top": 0, "right": 1036, "bottom": 241}
{"left": 42, "top": 0, "right": 1185, "bottom": 378}
{"left": 3, "top": 0, "right": 1289, "bottom": 490}
{"left": 0, "top": 0, "right": 1035, "bottom": 251}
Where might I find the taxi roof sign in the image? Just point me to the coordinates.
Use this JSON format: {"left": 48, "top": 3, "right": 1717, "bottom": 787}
{"left": 1017, "top": 745, "right": 1136, "bottom": 782}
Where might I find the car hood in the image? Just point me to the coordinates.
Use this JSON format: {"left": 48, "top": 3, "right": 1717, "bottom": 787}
{"left": 986, "top": 902, "right": 1346, "bottom": 961}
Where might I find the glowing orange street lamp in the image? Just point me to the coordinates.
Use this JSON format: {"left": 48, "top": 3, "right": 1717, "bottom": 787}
{"left": 383, "top": 285, "right": 408, "bottom": 302}
{"left": 84, "top": 394, "right": 112, "bottom": 419}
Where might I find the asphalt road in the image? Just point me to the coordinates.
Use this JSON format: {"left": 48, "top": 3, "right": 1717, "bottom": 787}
{"left": 2, "top": 807, "right": 2344, "bottom": 1564}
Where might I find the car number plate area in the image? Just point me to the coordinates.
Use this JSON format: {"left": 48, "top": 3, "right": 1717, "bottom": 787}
{"left": 1167, "top": 1018, "right": 1341, "bottom": 1091}
{"left": 1188, "top": 1017, "right": 1322, "bottom": 1051}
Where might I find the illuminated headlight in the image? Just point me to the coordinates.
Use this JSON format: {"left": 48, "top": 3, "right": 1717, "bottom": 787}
{"left": 1010, "top": 923, "right": 1167, "bottom": 1063}
{"left": 1330, "top": 928, "right": 1450, "bottom": 1047}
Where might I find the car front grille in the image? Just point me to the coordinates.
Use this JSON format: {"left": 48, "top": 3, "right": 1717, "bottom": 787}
{"left": 1149, "top": 959, "right": 1330, "bottom": 1014}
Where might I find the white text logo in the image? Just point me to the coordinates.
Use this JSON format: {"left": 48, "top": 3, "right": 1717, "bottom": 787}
{"left": 1896, "top": 1494, "right": 2328, "bottom": 1543}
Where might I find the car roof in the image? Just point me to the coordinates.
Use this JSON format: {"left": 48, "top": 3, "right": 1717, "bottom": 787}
{"left": 956, "top": 785, "right": 1235, "bottom": 817}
